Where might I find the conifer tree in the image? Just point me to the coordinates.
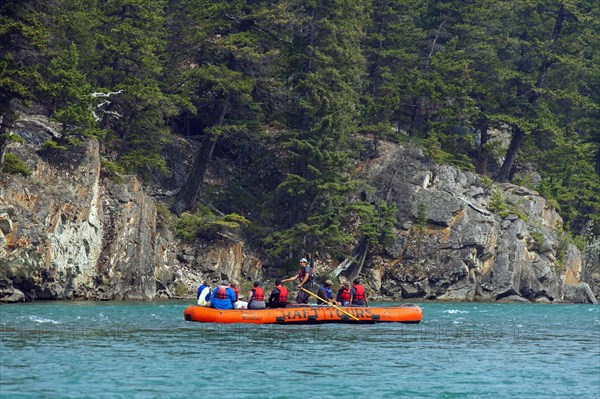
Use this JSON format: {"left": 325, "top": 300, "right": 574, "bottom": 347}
{"left": 0, "top": 0, "right": 47, "bottom": 169}
{"left": 268, "top": 0, "right": 374, "bottom": 258}
{"left": 92, "top": 0, "right": 176, "bottom": 179}
{"left": 533, "top": 0, "right": 600, "bottom": 234}
{"left": 169, "top": 0, "right": 291, "bottom": 215}
{"left": 362, "top": 0, "right": 428, "bottom": 150}
{"left": 2, "top": 0, "right": 598, "bottom": 243}
{"left": 494, "top": 1, "right": 571, "bottom": 182}
{"left": 47, "top": 43, "right": 104, "bottom": 142}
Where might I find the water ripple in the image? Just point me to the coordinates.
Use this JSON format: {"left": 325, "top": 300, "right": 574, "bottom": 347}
{"left": 1, "top": 301, "right": 599, "bottom": 398}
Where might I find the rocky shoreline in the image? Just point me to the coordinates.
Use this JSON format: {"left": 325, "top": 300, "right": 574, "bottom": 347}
{"left": 1, "top": 114, "right": 598, "bottom": 304}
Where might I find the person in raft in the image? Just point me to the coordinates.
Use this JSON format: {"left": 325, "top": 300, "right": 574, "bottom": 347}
{"left": 350, "top": 278, "right": 369, "bottom": 307}
{"left": 196, "top": 280, "right": 212, "bottom": 306}
{"left": 230, "top": 280, "right": 248, "bottom": 309}
{"left": 336, "top": 280, "right": 351, "bottom": 306}
{"left": 210, "top": 280, "right": 237, "bottom": 310}
{"left": 316, "top": 280, "right": 338, "bottom": 305}
{"left": 267, "top": 278, "right": 289, "bottom": 308}
{"left": 282, "top": 257, "right": 314, "bottom": 304}
{"left": 247, "top": 281, "right": 266, "bottom": 309}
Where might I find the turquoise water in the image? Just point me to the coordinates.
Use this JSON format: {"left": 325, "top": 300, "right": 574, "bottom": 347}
{"left": 1, "top": 301, "right": 598, "bottom": 398}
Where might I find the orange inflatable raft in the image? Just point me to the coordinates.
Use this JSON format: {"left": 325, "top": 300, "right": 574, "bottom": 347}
{"left": 184, "top": 304, "right": 423, "bottom": 324}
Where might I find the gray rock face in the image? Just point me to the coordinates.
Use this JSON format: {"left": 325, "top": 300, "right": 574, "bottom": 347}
{"left": 359, "top": 141, "right": 590, "bottom": 303}
{"left": 0, "top": 116, "right": 595, "bottom": 303}
{"left": 94, "top": 177, "right": 158, "bottom": 299}
{"left": 563, "top": 283, "right": 598, "bottom": 304}
{"left": 0, "top": 114, "right": 262, "bottom": 301}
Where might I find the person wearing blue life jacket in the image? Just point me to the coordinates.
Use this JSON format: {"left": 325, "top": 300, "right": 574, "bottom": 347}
{"left": 316, "top": 280, "right": 338, "bottom": 305}
{"left": 350, "top": 278, "right": 369, "bottom": 307}
{"left": 210, "top": 280, "right": 237, "bottom": 310}
{"left": 282, "top": 257, "right": 314, "bottom": 304}
{"left": 196, "top": 281, "right": 212, "bottom": 306}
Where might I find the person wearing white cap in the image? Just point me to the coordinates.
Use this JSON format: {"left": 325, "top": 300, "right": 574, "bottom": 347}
{"left": 282, "top": 257, "right": 314, "bottom": 304}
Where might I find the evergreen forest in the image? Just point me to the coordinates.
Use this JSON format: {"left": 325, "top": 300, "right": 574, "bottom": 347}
{"left": 1, "top": 0, "right": 599, "bottom": 263}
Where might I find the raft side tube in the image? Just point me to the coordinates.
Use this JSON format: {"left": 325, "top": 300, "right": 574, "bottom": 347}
{"left": 183, "top": 304, "right": 423, "bottom": 325}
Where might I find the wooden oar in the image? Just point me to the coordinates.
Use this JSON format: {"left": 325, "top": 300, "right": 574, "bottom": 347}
{"left": 299, "top": 287, "right": 359, "bottom": 321}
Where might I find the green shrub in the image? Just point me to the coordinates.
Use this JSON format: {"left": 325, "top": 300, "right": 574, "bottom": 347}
{"left": 489, "top": 190, "right": 507, "bottom": 213}
{"left": 43, "top": 139, "right": 67, "bottom": 151}
{"left": 100, "top": 158, "right": 125, "bottom": 183}
{"left": 175, "top": 205, "right": 250, "bottom": 241}
{"left": 119, "top": 149, "right": 171, "bottom": 182}
{"left": 423, "top": 137, "right": 452, "bottom": 164}
{"left": 416, "top": 202, "right": 428, "bottom": 229}
{"left": 547, "top": 197, "right": 560, "bottom": 212}
{"left": 513, "top": 173, "right": 538, "bottom": 190}
{"left": 2, "top": 153, "right": 32, "bottom": 176}
{"left": 6, "top": 133, "right": 24, "bottom": 144}
{"left": 530, "top": 230, "right": 545, "bottom": 247}
{"left": 449, "top": 154, "right": 475, "bottom": 171}
{"left": 480, "top": 175, "right": 493, "bottom": 190}
{"left": 175, "top": 282, "right": 188, "bottom": 297}
{"left": 508, "top": 205, "right": 528, "bottom": 222}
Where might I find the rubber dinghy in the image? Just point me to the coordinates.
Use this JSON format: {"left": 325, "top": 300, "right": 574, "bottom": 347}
{"left": 184, "top": 304, "right": 423, "bottom": 324}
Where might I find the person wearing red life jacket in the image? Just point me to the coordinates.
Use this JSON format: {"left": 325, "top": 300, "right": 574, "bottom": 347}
{"left": 248, "top": 281, "right": 266, "bottom": 309}
{"left": 282, "top": 257, "right": 314, "bottom": 304}
{"left": 336, "top": 280, "right": 351, "bottom": 306}
{"left": 231, "top": 282, "right": 239, "bottom": 301}
{"left": 350, "top": 278, "right": 368, "bottom": 307}
{"left": 210, "top": 280, "right": 237, "bottom": 310}
{"left": 267, "top": 278, "right": 289, "bottom": 308}
{"left": 230, "top": 280, "right": 248, "bottom": 309}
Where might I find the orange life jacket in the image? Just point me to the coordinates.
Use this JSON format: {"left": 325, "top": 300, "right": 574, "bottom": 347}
{"left": 338, "top": 287, "right": 351, "bottom": 303}
{"left": 352, "top": 284, "right": 366, "bottom": 302}
{"left": 251, "top": 287, "right": 264, "bottom": 301}
{"left": 215, "top": 286, "right": 228, "bottom": 300}
{"left": 275, "top": 285, "right": 288, "bottom": 303}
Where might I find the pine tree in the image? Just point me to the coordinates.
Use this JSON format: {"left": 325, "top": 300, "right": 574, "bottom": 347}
{"left": 493, "top": 1, "right": 571, "bottom": 182}
{"left": 92, "top": 0, "right": 176, "bottom": 179}
{"left": 47, "top": 43, "right": 104, "bottom": 142}
{"left": 267, "top": 0, "right": 374, "bottom": 259}
{"left": 534, "top": 0, "right": 600, "bottom": 234}
{"left": 362, "top": 0, "right": 428, "bottom": 140}
{"left": 0, "top": 0, "right": 48, "bottom": 169}
{"left": 169, "top": 0, "right": 291, "bottom": 215}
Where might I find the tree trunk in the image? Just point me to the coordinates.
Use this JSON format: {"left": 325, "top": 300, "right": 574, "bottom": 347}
{"left": 338, "top": 238, "right": 369, "bottom": 281}
{"left": 170, "top": 92, "right": 231, "bottom": 216}
{"left": 530, "top": 5, "right": 566, "bottom": 103}
{"left": 496, "top": 126, "right": 524, "bottom": 183}
{"left": 348, "top": 238, "right": 369, "bottom": 282}
{"left": 0, "top": 109, "right": 17, "bottom": 171}
{"left": 475, "top": 117, "right": 490, "bottom": 175}
{"left": 0, "top": 133, "right": 7, "bottom": 172}
{"left": 595, "top": 144, "right": 600, "bottom": 177}
{"left": 170, "top": 135, "right": 218, "bottom": 215}
{"left": 496, "top": 5, "right": 566, "bottom": 183}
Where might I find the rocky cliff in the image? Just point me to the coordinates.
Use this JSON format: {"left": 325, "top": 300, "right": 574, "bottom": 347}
{"left": 0, "top": 114, "right": 262, "bottom": 302}
{"left": 358, "top": 141, "right": 596, "bottom": 304}
{"left": 0, "top": 115, "right": 597, "bottom": 303}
